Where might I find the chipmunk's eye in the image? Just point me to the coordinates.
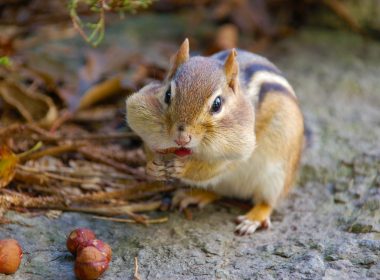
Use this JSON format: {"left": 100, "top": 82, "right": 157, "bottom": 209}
{"left": 211, "top": 96, "right": 222, "bottom": 113}
{"left": 164, "top": 88, "right": 171, "bottom": 105}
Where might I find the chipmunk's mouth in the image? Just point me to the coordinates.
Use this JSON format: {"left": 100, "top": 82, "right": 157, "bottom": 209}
{"left": 156, "top": 147, "right": 193, "bottom": 157}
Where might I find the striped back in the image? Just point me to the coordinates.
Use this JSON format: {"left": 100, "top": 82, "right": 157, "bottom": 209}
{"left": 212, "top": 50, "right": 296, "bottom": 107}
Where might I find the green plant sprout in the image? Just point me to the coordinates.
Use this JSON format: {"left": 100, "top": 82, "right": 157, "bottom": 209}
{"left": 69, "top": 0, "right": 154, "bottom": 47}
{"left": 0, "top": 57, "right": 11, "bottom": 67}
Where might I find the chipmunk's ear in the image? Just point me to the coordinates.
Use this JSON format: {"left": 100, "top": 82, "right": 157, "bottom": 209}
{"left": 167, "top": 38, "right": 189, "bottom": 79}
{"left": 224, "top": 49, "right": 239, "bottom": 92}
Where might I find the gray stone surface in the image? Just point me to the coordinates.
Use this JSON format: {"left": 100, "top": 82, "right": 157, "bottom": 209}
{"left": 1, "top": 27, "right": 380, "bottom": 279}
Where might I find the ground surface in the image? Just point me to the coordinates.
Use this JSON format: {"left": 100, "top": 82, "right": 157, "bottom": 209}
{"left": 1, "top": 20, "right": 380, "bottom": 280}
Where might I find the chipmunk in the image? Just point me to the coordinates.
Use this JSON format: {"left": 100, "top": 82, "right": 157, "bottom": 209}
{"left": 126, "top": 39, "right": 304, "bottom": 235}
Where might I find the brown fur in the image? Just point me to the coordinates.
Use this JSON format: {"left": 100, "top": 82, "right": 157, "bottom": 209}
{"left": 170, "top": 57, "right": 223, "bottom": 125}
{"left": 255, "top": 93, "right": 304, "bottom": 196}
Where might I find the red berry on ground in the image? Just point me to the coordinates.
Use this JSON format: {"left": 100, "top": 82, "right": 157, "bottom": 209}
{"left": 0, "top": 239, "right": 23, "bottom": 275}
{"left": 66, "top": 228, "right": 96, "bottom": 255}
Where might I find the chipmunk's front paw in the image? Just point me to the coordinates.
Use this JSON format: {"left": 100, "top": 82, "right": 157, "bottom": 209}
{"left": 146, "top": 159, "right": 167, "bottom": 181}
{"left": 166, "top": 158, "right": 186, "bottom": 179}
{"left": 234, "top": 203, "right": 272, "bottom": 235}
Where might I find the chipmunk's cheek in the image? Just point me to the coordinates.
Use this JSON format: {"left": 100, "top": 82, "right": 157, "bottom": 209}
{"left": 188, "top": 133, "right": 202, "bottom": 148}
{"left": 149, "top": 138, "right": 175, "bottom": 152}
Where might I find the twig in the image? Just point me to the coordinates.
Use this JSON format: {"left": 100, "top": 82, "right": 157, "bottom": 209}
{"left": 16, "top": 165, "right": 168, "bottom": 194}
{"left": 16, "top": 165, "right": 99, "bottom": 185}
{"left": 1, "top": 187, "right": 130, "bottom": 210}
{"left": 79, "top": 147, "right": 147, "bottom": 180}
{"left": 2, "top": 183, "right": 172, "bottom": 208}
{"left": 16, "top": 141, "right": 43, "bottom": 158}
{"left": 0, "top": 124, "right": 138, "bottom": 143}
{"left": 119, "top": 183, "right": 175, "bottom": 200}
{"left": 322, "top": 0, "right": 362, "bottom": 33}
{"left": 0, "top": 124, "right": 57, "bottom": 142}
{"left": 15, "top": 181, "right": 62, "bottom": 196}
{"left": 92, "top": 215, "right": 168, "bottom": 224}
{"left": 65, "top": 183, "right": 173, "bottom": 203}
{"left": 36, "top": 205, "right": 135, "bottom": 216}
{"left": 60, "top": 132, "right": 138, "bottom": 141}
{"left": 70, "top": 0, "right": 106, "bottom": 47}
{"left": 134, "top": 257, "right": 142, "bottom": 280}
{"left": 74, "top": 145, "right": 145, "bottom": 167}
{"left": 0, "top": 189, "right": 64, "bottom": 209}
{"left": 0, "top": 216, "right": 33, "bottom": 227}
{"left": 0, "top": 216, "right": 12, "bottom": 225}
{"left": 37, "top": 200, "right": 162, "bottom": 216}
{"left": 17, "top": 165, "right": 135, "bottom": 180}
{"left": 15, "top": 168, "right": 103, "bottom": 192}
{"left": 19, "top": 143, "right": 86, "bottom": 162}
{"left": 49, "top": 110, "right": 73, "bottom": 133}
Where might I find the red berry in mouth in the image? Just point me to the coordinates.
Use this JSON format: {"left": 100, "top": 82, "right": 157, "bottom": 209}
{"left": 155, "top": 147, "right": 192, "bottom": 157}
{"left": 174, "top": 148, "right": 192, "bottom": 157}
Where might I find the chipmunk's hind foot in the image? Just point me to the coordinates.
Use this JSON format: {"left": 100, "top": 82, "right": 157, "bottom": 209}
{"left": 235, "top": 203, "right": 272, "bottom": 235}
{"left": 172, "top": 189, "right": 219, "bottom": 211}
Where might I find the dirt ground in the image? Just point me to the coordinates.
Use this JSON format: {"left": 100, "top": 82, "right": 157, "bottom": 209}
{"left": 0, "top": 19, "right": 379, "bottom": 280}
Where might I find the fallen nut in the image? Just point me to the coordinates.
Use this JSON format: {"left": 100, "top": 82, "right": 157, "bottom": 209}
{"left": 0, "top": 239, "right": 23, "bottom": 275}
{"left": 74, "top": 246, "right": 109, "bottom": 280}
{"left": 66, "top": 228, "right": 96, "bottom": 255}
{"left": 77, "top": 239, "right": 112, "bottom": 262}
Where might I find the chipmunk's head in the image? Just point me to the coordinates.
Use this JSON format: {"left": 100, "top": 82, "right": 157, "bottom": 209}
{"left": 127, "top": 39, "right": 256, "bottom": 160}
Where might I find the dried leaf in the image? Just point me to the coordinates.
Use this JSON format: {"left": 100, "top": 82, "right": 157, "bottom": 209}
{"left": 0, "top": 145, "right": 19, "bottom": 188}
{"left": 0, "top": 81, "right": 58, "bottom": 126}
{"left": 73, "top": 106, "right": 119, "bottom": 122}
{"left": 322, "top": 0, "right": 362, "bottom": 33}
{"left": 78, "top": 76, "right": 123, "bottom": 110}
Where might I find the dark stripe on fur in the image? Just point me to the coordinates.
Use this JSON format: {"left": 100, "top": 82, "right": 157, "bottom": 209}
{"left": 212, "top": 51, "right": 230, "bottom": 61}
{"left": 245, "top": 64, "right": 282, "bottom": 83}
{"left": 258, "top": 82, "right": 292, "bottom": 104}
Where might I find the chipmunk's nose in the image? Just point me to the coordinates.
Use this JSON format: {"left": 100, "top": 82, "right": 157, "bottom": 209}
{"left": 175, "top": 133, "right": 192, "bottom": 146}
{"left": 174, "top": 123, "right": 192, "bottom": 146}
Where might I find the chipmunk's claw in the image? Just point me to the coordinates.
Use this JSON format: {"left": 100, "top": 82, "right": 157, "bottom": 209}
{"left": 234, "top": 216, "right": 271, "bottom": 236}
{"left": 235, "top": 203, "right": 272, "bottom": 235}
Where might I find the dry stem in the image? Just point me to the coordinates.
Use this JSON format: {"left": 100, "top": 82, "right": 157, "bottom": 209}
{"left": 134, "top": 257, "right": 142, "bottom": 280}
{"left": 92, "top": 215, "right": 168, "bottom": 224}
{"left": 79, "top": 147, "right": 147, "bottom": 180}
